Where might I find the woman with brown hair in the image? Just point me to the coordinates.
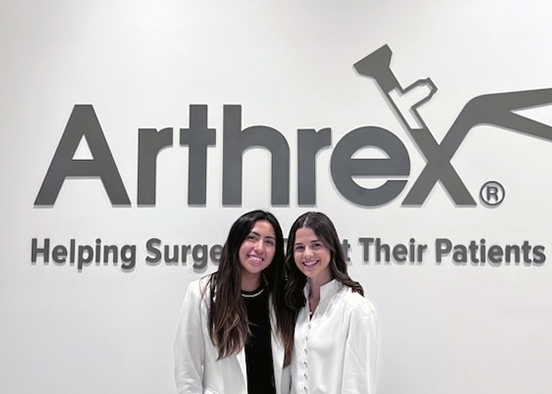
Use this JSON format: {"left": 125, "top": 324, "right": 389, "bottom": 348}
{"left": 280, "top": 211, "right": 379, "bottom": 394}
{"left": 174, "top": 210, "right": 290, "bottom": 394}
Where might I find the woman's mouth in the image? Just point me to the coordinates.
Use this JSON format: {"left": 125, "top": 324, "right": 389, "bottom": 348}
{"left": 248, "top": 254, "right": 264, "bottom": 263}
{"left": 303, "top": 259, "right": 319, "bottom": 268}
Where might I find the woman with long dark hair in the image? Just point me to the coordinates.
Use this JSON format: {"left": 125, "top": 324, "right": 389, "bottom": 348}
{"left": 174, "top": 210, "right": 290, "bottom": 394}
{"left": 280, "top": 211, "right": 378, "bottom": 394}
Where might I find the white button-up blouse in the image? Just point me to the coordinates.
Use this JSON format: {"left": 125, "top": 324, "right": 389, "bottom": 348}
{"left": 290, "top": 279, "right": 378, "bottom": 394}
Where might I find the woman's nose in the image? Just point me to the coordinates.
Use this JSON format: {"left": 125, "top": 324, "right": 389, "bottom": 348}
{"left": 253, "top": 239, "right": 265, "bottom": 252}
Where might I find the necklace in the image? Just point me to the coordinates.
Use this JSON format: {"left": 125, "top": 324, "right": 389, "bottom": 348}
{"left": 241, "top": 287, "right": 265, "bottom": 298}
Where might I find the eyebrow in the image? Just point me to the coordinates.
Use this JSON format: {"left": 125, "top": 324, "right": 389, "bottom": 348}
{"left": 294, "top": 238, "right": 320, "bottom": 246}
{"left": 250, "top": 231, "right": 275, "bottom": 240}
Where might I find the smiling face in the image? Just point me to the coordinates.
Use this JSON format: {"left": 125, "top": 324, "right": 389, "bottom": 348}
{"left": 238, "top": 220, "right": 276, "bottom": 290}
{"left": 293, "top": 226, "right": 332, "bottom": 286}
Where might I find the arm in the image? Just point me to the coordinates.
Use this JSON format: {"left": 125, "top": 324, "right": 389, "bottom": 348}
{"left": 174, "top": 280, "right": 206, "bottom": 394}
{"left": 341, "top": 300, "right": 379, "bottom": 394}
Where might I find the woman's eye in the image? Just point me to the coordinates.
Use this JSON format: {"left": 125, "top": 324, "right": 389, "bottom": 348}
{"left": 295, "top": 245, "right": 304, "bottom": 252}
{"left": 265, "top": 239, "right": 274, "bottom": 246}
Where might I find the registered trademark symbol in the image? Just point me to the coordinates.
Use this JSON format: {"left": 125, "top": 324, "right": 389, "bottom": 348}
{"left": 480, "top": 181, "right": 505, "bottom": 206}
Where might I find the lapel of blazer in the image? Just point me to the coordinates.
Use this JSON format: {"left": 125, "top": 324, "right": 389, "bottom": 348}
{"left": 269, "top": 298, "right": 285, "bottom": 393}
{"left": 236, "top": 346, "right": 248, "bottom": 391}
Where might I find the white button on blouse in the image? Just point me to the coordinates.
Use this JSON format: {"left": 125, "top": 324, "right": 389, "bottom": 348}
{"left": 290, "top": 280, "right": 378, "bottom": 394}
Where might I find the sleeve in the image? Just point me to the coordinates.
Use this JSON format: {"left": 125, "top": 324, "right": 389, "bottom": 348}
{"left": 174, "top": 280, "right": 206, "bottom": 394}
{"left": 341, "top": 300, "right": 379, "bottom": 394}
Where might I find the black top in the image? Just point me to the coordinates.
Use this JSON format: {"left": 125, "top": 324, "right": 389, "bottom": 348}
{"left": 242, "top": 286, "right": 276, "bottom": 394}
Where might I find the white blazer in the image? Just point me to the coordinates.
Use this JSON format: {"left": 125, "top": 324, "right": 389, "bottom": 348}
{"left": 174, "top": 278, "right": 291, "bottom": 394}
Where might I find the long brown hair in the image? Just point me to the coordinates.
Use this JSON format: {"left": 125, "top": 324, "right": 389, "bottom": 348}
{"left": 279, "top": 211, "right": 364, "bottom": 365}
{"left": 206, "top": 210, "right": 285, "bottom": 360}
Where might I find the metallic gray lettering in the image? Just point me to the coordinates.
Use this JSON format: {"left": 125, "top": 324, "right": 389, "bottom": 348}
{"left": 297, "top": 128, "right": 332, "bottom": 205}
{"left": 137, "top": 127, "right": 173, "bottom": 205}
{"left": 35, "top": 105, "right": 130, "bottom": 206}
{"left": 222, "top": 105, "right": 290, "bottom": 205}
{"left": 330, "top": 126, "right": 410, "bottom": 206}
{"left": 180, "top": 105, "right": 216, "bottom": 205}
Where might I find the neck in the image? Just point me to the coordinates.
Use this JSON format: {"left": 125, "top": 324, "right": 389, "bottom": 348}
{"left": 308, "top": 268, "right": 333, "bottom": 294}
{"left": 241, "top": 271, "right": 262, "bottom": 291}
{"left": 307, "top": 275, "right": 332, "bottom": 313}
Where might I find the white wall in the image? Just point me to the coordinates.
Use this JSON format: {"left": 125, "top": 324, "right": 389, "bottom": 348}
{"left": 2, "top": 1, "right": 552, "bottom": 393}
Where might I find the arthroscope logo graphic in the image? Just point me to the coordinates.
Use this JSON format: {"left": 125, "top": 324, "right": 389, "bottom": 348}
{"left": 35, "top": 45, "right": 552, "bottom": 208}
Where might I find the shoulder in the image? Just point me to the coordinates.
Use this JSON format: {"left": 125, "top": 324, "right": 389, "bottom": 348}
{"left": 184, "top": 276, "right": 212, "bottom": 302}
{"left": 339, "top": 286, "right": 377, "bottom": 318}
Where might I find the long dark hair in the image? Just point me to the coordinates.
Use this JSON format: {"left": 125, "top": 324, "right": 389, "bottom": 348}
{"left": 279, "top": 211, "right": 364, "bottom": 365}
{"left": 206, "top": 210, "right": 285, "bottom": 360}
